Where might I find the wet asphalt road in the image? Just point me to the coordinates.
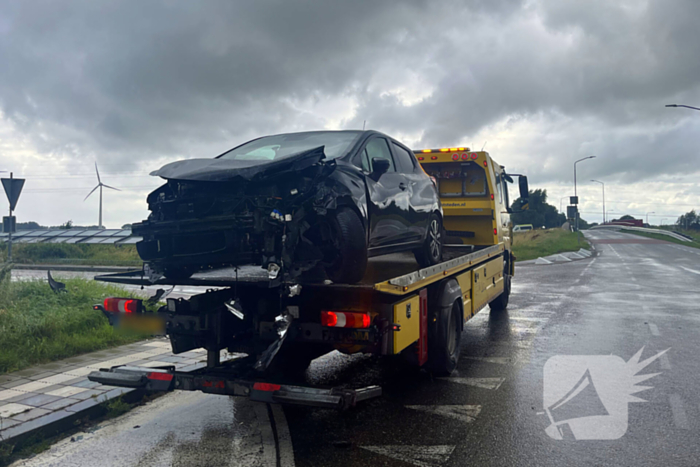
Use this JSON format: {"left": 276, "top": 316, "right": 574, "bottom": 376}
{"left": 12, "top": 230, "right": 700, "bottom": 466}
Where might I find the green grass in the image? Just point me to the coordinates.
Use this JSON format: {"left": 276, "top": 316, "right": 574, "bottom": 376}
{"left": 512, "top": 228, "right": 589, "bottom": 261}
{"left": 0, "top": 272, "right": 147, "bottom": 374}
{"left": 0, "top": 243, "right": 141, "bottom": 267}
{"left": 620, "top": 229, "right": 700, "bottom": 249}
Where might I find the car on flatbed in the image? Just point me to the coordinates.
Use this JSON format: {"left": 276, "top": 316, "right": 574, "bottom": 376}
{"left": 90, "top": 146, "right": 529, "bottom": 410}
{"left": 133, "top": 130, "right": 443, "bottom": 284}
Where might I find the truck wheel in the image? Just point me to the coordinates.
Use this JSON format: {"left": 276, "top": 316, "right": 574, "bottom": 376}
{"left": 428, "top": 300, "right": 462, "bottom": 376}
{"left": 325, "top": 208, "right": 368, "bottom": 284}
{"left": 489, "top": 274, "right": 511, "bottom": 313}
{"left": 415, "top": 214, "right": 443, "bottom": 268}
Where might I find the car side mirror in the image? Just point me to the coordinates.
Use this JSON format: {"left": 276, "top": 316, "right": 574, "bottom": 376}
{"left": 519, "top": 176, "right": 529, "bottom": 199}
{"left": 371, "top": 158, "right": 390, "bottom": 180}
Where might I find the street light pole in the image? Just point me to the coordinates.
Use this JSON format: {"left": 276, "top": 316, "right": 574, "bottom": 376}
{"left": 666, "top": 104, "right": 700, "bottom": 111}
{"left": 646, "top": 212, "right": 655, "bottom": 225}
{"left": 591, "top": 180, "right": 605, "bottom": 224}
{"left": 574, "top": 156, "right": 595, "bottom": 230}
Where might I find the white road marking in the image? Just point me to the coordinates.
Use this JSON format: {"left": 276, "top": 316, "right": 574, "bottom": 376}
{"left": 270, "top": 404, "right": 296, "bottom": 467}
{"left": 659, "top": 353, "right": 672, "bottom": 370}
{"left": 648, "top": 323, "right": 660, "bottom": 336}
{"left": 679, "top": 266, "right": 700, "bottom": 275}
{"left": 669, "top": 394, "right": 689, "bottom": 429}
{"left": 361, "top": 445, "right": 456, "bottom": 467}
{"left": 405, "top": 404, "right": 481, "bottom": 423}
{"left": 254, "top": 403, "right": 278, "bottom": 467}
{"left": 463, "top": 356, "right": 512, "bottom": 365}
{"left": 438, "top": 377, "right": 505, "bottom": 390}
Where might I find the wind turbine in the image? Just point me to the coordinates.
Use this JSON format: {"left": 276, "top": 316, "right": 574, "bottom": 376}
{"left": 84, "top": 163, "right": 120, "bottom": 229}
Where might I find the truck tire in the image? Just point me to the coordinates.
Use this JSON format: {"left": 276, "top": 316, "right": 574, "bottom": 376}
{"left": 489, "top": 273, "right": 511, "bottom": 313}
{"left": 428, "top": 300, "right": 462, "bottom": 376}
{"left": 415, "top": 214, "right": 443, "bottom": 268}
{"left": 325, "top": 208, "right": 368, "bottom": 284}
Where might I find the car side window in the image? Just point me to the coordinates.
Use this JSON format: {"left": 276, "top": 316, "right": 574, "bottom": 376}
{"left": 364, "top": 138, "right": 396, "bottom": 173}
{"left": 391, "top": 143, "right": 416, "bottom": 173}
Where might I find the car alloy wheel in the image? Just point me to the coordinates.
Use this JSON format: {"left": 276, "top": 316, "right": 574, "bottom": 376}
{"left": 429, "top": 218, "right": 441, "bottom": 260}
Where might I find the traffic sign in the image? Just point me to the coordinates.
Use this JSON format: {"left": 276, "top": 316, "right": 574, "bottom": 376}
{"left": 2, "top": 176, "right": 25, "bottom": 211}
{"left": 3, "top": 216, "right": 15, "bottom": 233}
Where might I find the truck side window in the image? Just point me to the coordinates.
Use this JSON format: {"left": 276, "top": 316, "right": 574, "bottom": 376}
{"left": 496, "top": 174, "right": 503, "bottom": 204}
{"left": 365, "top": 138, "right": 396, "bottom": 173}
{"left": 391, "top": 142, "right": 416, "bottom": 173}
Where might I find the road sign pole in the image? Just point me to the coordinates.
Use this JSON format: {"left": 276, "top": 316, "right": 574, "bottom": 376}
{"left": 2, "top": 172, "right": 25, "bottom": 263}
{"left": 7, "top": 205, "right": 11, "bottom": 263}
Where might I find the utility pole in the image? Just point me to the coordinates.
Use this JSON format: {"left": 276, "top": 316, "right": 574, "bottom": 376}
{"left": 573, "top": 156, "right": 595, "bottom": 231}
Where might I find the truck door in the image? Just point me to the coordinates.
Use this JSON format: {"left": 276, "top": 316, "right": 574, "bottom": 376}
{"left": 359, "top": 137, "right": 410, "bottom": 249}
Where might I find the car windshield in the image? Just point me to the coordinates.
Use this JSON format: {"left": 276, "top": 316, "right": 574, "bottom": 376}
{"left": 217, "top": 131, "right": 361, "bottom": 162}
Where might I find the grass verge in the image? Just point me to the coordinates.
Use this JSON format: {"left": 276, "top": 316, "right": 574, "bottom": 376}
{"left": 619, "top": 229, "right": 700, "bottom": 249}
{"left": 0, "top": 272, "right": 147, "bottom": 374}
{"left": 0, "top": 243, "right": 141, "bottom": 267}
{"left": 513, "top": 228, "right": 589, "bottom": 262}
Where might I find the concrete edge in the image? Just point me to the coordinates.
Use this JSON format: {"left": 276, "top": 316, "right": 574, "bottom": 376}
{"left": 517, "top": 242, "right": 597, "bottom": 266}
{"left": 0, "top": 387, "right": 148, "bottom": 453}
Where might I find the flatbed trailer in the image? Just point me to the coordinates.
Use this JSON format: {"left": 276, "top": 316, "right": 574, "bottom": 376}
{"left": 89, "top": 147, "right": 527, "bottom": 410}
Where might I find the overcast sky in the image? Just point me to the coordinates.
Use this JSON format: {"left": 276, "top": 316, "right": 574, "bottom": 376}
{"left": 1, "top": 0, "right": 699, "bottom": 227}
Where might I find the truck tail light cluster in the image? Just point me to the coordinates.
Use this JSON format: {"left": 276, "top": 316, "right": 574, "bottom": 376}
{"left": 321, "top": 311, "right": 371, "bottom": 328}
{"left": 102, "top": 298, "right": 142, "bottom": 314}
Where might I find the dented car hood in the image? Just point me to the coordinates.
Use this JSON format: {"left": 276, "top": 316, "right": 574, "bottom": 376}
{"left": 149, "top": 146, "right": 330, "bottom": 182}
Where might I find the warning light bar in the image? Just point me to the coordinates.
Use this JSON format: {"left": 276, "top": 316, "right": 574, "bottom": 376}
{"left": 321, "top": 311, "right": 371, "bottom": 328}
{"left": 414, "top": 147, "right": 470, "bottom": 154}
{"left": 103, "top": 297, "right": 142, "bottom": 314}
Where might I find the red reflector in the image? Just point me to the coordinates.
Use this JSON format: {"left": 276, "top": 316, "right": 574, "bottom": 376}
{"left": 431, "top": 156, "right": 438, "bottom": 160}
{"left": 461, "top": 153, "right": 468, "bottom": 160}
{"left": 418, "top": 156, "right": 424, "bottom": 160}
{"left": 491, "top": 194, "right": 494, "bottom": 200}
{"left": 321, "top": 311, "right": 371, "bottom": 328}
{"left": 253, "top": 382, "right": 281, "bottom": 392}
{"left": 148, "top": 372, "right": 174, "bottom": 381}
{"left": 452, "top": 154, "right": 459, "bottom": 160}
{"left": 320, "top": 311, "right": 338, "bottom": 327}
{"left": 483, "top": 161, "right": 488, "bottom": 167}
{"left": 494, "top": 228, "right": 498, "bottom": 235}
{"left": 471, "top": 153, "right": 478, "bottom": 159}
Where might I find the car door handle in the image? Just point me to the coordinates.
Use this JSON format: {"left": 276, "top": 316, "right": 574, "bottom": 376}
{"left": 398, "top": 183, "right": 407, "bottom": 190}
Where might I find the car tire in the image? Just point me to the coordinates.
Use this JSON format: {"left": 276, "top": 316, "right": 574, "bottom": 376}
{"left": 428, "top": 300, "right": 462, "bottom": 376}
{"left": 325, "top": 207, "right": 368, "bottom": 284}
{"left": 415, "top": 214, "right": 443, "bottom": 268}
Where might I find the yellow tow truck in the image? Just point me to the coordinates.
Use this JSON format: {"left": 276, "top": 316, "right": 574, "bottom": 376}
{"left": 89, "top": 146, "right": 528, "bottom": 409}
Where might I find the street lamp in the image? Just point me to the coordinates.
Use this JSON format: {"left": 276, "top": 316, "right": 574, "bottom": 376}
{"left": 574, "top": 156, "right": 596, "bottom": 230}
{"left": 666, "top": 104, "right": 700, "bottom": 111}
{"left": 590, "top": 180, "right": 605, "bottom": 224}
{"left": 646, "top": 212, "right": 655, "bottom": 225}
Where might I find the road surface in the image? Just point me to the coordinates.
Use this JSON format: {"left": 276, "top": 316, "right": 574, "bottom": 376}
{"left": 11, "top": 230, "right": 700, "bottom": 466}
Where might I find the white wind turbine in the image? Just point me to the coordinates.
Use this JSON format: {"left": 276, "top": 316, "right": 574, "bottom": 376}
{"left": 84, "top": 163, "right": 120, "bottom": 229}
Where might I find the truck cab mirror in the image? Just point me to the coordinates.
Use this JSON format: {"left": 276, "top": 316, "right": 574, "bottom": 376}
{"left": 371, "top": 158, "right": 390, "bottom": 180}
{"left": 519, "top": 176, "right": 529, "bottom": 199}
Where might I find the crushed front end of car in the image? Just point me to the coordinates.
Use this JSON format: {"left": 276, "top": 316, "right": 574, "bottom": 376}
{"left": 133, "top": 146, "right": 349, "bottom": 282}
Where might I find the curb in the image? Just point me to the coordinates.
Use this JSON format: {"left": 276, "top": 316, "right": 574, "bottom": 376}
{"left": 517, "top": 244, "right": 597, "bottom": 266}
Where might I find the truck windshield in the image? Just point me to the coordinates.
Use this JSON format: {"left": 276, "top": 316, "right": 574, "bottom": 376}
{"left": 217, "top": 131, "right": 361, "bottom": 162}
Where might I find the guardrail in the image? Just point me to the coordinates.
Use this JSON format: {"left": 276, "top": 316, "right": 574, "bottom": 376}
{"left": 590, "top": 225, "right": 692, "bottom": 242}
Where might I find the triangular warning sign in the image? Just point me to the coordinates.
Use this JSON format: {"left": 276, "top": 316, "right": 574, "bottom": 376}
{"left": 361, "top": 445, "right": 455, "bottom": 467}
{"left": 2, "top": 177, "right": 25, "bottom": 211}
{"left": 405, "top": 405, "right": 481, "bottom": 423}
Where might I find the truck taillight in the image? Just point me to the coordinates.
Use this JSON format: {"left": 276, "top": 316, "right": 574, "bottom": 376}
{"left": 103, "top": 297, "right": 142, "bottom": 314}
{"left": 494, "top": 228, "right": 498, "bottom": 235}
{"left": 321, "top": 311, "right": 371, "bottom": 328}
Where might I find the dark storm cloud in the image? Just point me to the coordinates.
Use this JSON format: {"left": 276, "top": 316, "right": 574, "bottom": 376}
{"left": 0, "top": 0, "right": 699, "bottom": 186}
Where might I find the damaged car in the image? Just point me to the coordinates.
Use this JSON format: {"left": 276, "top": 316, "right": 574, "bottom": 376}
{"left": 133, "top": 130, "right": 443, "bottom": 284}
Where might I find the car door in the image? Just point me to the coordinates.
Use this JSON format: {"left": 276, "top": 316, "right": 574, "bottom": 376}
{"left": 359, "top": 137, "right": 410, "bottom": 249}
{"left": 390, "top": 141, "right": 433, "bottom": 243}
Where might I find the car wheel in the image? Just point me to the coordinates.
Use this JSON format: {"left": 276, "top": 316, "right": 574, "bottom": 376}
{"left": 324, "top": 208, "right": 368, "bottom": 284}
{"left": 414, "top": 214, "right": 443, "bottom": 268}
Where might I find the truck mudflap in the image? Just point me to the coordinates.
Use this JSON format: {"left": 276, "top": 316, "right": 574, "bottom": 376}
{"left": 88, "top": 365, "right": 381, "bottom": 411}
